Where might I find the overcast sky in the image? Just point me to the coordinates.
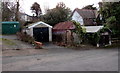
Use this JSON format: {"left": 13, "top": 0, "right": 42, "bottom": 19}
{"left": 20, "top": 0, "right": 102, "bottom": 15}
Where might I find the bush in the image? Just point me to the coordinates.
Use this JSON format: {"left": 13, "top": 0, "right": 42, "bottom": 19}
{"left": 72, "top": 20, "right": 86, "bottom": 43}
{"left": 84, "top": 33, "right": 100, "bottom": 46}
{"left": 16, "top": 32, "right": 35, "bottom": 44}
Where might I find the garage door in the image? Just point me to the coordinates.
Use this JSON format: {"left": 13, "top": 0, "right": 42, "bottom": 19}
{"left": 33, "top": 27, "right": 49, "bottom": 42}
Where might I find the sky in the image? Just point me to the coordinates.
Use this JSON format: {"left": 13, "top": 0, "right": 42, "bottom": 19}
{"left": 20, "top": 0, "right": 102, "bottom": 15}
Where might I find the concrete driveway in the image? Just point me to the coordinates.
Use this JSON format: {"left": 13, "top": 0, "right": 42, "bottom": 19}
{"left": 2, "top": 35, "right": 34, "bottom": 50}
{"left": 1, "top": 35, "right": 118, "bottom": 71}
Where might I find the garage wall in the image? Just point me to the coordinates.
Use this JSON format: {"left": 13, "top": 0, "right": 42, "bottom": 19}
{"left": 26, "top": 27, "right": 52, "bottom": 42}
{"left": 49, "top": 27, "right": 52, "bottom": 42}
{"left": 26, "top": 22, "right": 52, "bottom": 42}
{"left": 26, "top": 28, "right": 33, "bottom": 37}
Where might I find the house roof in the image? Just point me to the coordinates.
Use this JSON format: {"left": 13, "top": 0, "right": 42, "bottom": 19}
{"left": 53, "top": 21, "right": 75, "bottom": 30}
{"left": 19, "top": 12, "right": 32, "bottom": 16}
{"left": 82, "top": 26, "right": 104, "bottom": 33}
{"left": 53, "top": 21, "right": 110, "bottom": 33}
{"left": 27, "top": 21, "right": 52, "bottom": 28}
{"left": 72, "top": 8, "right": 98, "bottom": 18}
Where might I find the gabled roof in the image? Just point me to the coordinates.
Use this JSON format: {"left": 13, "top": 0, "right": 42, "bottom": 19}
{"left": 72, "top": 8, "right": 98, "bottom": 18}
{"left": 27, "top": 21, "right": 52, "bottom": 28}
{"left": 53, "top": 21, "right": 75, "bottom": 30}
{"left": 82, "top": 26, "right": 104, "bottom": 33}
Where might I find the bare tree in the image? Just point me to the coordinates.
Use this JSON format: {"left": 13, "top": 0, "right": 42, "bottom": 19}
{"left": 2, "top": 0, "right": 21, "bottom": 21}
{"left": 2, "top": 2, "right": 15, "bottom": 21}
{"left": 15, "top": 0, "right": 20, "bottom": 21}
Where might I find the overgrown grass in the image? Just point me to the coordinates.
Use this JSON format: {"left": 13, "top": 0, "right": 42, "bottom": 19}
{"left": 0, "top": 38, "right": 2, "bottom": 41}
{"left": 1, "top": 38, "right": 16, "bottom": 46}
{"left": 103, "top": 43, "right": 120, "bottom": 48}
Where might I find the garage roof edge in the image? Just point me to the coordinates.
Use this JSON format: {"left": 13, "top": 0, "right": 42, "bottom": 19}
{"left": 28, "top": 21, "right": 52, "bottom": 28}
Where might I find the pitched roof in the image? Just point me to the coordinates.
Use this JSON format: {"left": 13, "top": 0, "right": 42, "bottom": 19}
{"left": 53, "top": 21, "right": 75, "bottom": 30}
{"left": 73, "top": 8, "right": 98, "bottom": 18}
{"left": 27, "top": 21, "right": 52, "bottom": 28}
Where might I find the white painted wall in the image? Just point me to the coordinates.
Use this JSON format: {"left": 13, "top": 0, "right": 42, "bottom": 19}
{"left": 20, "top": 14, "right": 31, "bottom": 21}
{"left": 25, "top": 22, "right": 53, "bottom": 42}
{"left": 25, "top": 28, "right": 33, "bottom": 37}
{"left": 72, "top": 11, "right": 84, "bottom": 25}
{"left": 49, "top": 27, "right": 52, "bottom": 42}
{"left": 24, "top": 15, "right": 27, "bottom": 21}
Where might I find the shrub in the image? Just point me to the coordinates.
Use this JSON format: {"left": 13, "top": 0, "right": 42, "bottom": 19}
{"left": 16, "top": 32, "right": 35, "bottom": 44}
{"left": 72, "top": 20, "right": 86, "bottom": 44}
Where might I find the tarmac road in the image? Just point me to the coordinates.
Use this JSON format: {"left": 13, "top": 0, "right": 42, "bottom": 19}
{"left": 2, "top": 48, "right": 118, "bottom": 71}
{"left": 1, "top": 35, "right": 118, "bottom": 71}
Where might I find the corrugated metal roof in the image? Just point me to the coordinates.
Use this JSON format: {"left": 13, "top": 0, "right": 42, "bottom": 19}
{"left": 82, "top": 26, "right": 103, "bottom": 33}
{"left": 53, "top": 21, "right": 75, "bottom": 30}
{"left": 53, "top": 21, "right": 104, "bottom": 33}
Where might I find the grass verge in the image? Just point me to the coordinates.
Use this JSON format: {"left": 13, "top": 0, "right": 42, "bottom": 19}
{"left": 0, "top": 38, "right": 17, "bottom": 46}
{"left": 103, "top": 43, "right": 120, "bottom": 48}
